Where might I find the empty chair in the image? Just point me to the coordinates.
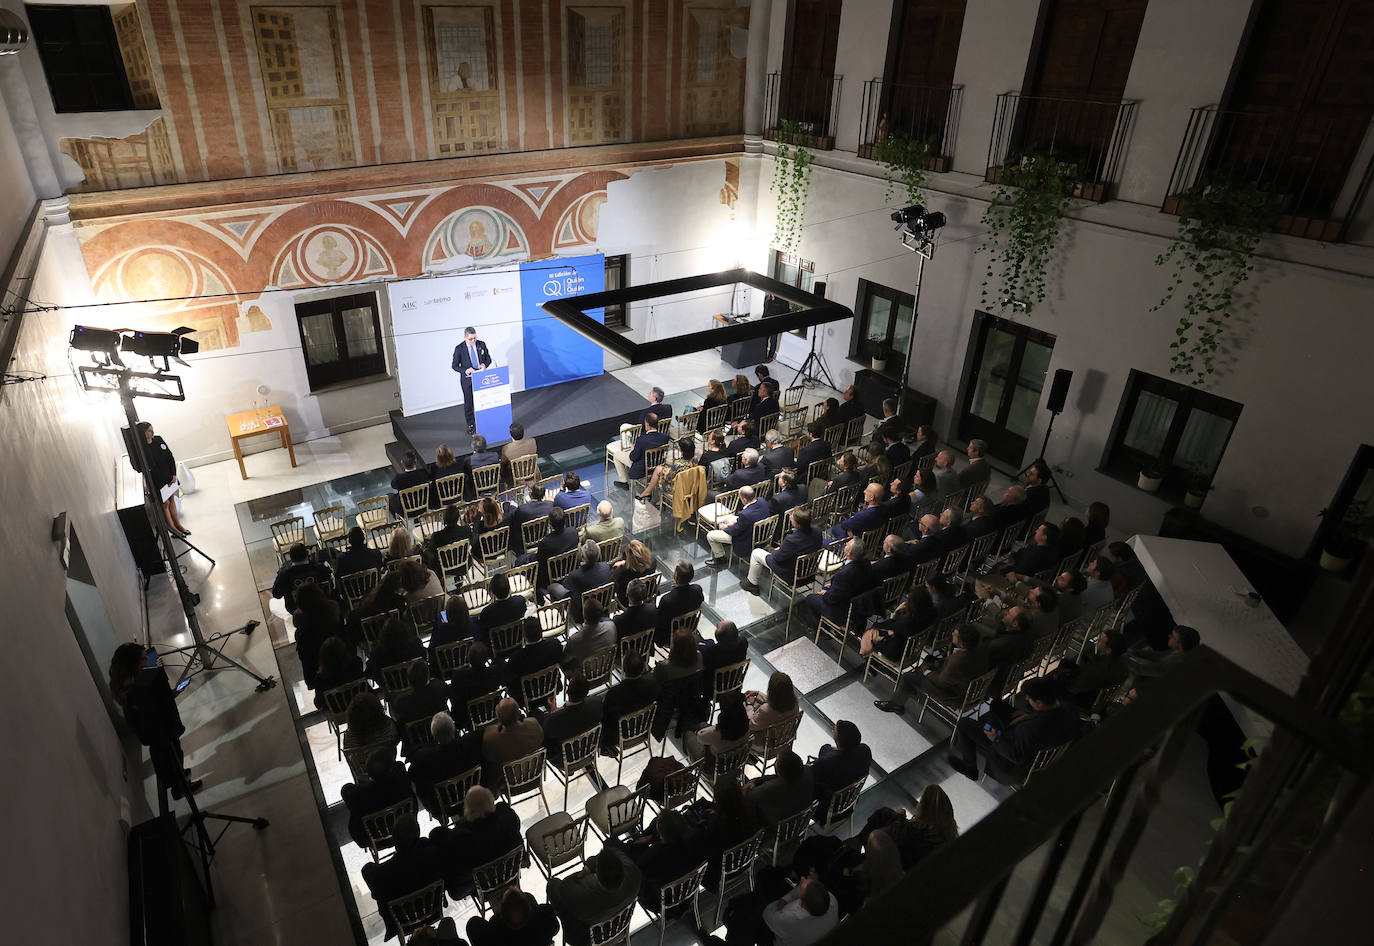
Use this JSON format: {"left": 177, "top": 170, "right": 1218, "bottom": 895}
{"left": 580, "top": 648, "right": 617, "bottom": 693}
{"left": 356, "top": 495, "right": 391, "bottom": 532}
{"left": 506, "top": 560, "right": 539, "bottom": 599}
{"left": 313, "top": 505, "right": 347, "bottom": 542}
{"left": 537, "top": 598, "right": 571, "bottom": 639}
{"left": 270, "top": 516, "right": 307, "bottom": 557}
{"left": 611, "top": 702, "right": 657, "bottom": 784}
{"left": 547, "top": 726, "right": 603, "bottom": 809}
{"left": 501, "top": 747, "right": 549, "bottom": 814}
{"left": 710, "top": 661, "right": 749, "bottom": 715}
{"left": 764, "top": 548, "right": 824, "bottom": 640}
{"left": 586, "top": 785, "right": 648, "bottom": 844}
{"left": 478, "top": 526, "right": 512, "bottom": 574}
{"left": 411, "top": 508, "right": 445, "bottom": 544}
{"left": 525, "top": 811, "right": 589, "bottom": 882}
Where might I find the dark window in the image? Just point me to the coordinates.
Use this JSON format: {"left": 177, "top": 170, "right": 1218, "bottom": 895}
{"left": 850, "top": 278, "right": 914, "bottom": 365}
{"left": 603, "top": 253, "right": 628, "bottom": 328}
{"left": 771, "top": 250, "right": 814, "bottom": 337}
{"left": 293, "top": 292, "right": 387, "bottom": 391}
{"left": 1102, "top": 370, "right": 1243, "bottom": 496}
{"left": 26, "top": 5, "right": 136, "bottom": 113}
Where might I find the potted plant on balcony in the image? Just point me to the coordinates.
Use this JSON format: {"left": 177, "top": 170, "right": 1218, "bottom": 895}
{"left": 1138, "top": 464, "right": 1164, "bottom": 493}
{"left": 1318, "top": 502, "right": 1372, "bottom": 573}
{"left": 1183, "top": 469, "right": 1214, "bottom": 509}
{"left": 979, "top": 150, "right": 1078, "bottom": 315}
{"left": 873, "top": 130, "right": 934, "bottom": 206}
{"left": 870, "top": 337, "right": 892, "bottom": 373}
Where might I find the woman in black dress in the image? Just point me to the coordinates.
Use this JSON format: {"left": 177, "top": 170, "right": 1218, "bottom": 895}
{"left": 136, "top": 422, "right": 190, "bottom": 537}
{"left": 109, "top": 642, "right": 202, "bottom": 797}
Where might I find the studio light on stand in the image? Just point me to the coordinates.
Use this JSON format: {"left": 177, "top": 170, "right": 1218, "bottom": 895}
{"left": 790, "top": 280, "right": 836, "bottom": 390}
{"left": 890, "top": 205, "right": 946, "bottom": 417}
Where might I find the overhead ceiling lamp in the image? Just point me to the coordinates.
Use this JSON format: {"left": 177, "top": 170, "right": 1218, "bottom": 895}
{"left": 0, "top": 10, "right": 30, "bottom": 55}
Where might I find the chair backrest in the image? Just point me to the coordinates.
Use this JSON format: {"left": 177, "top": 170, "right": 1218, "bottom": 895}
{"left": 1056, "top": 550, "right": 1083, "bottom": 576}
{"left": 357, "top": 495, "right": 391, "bottom": 529}
{"left": 537, "top": 598, "right": 571, "bottom": 638}
{"left": 471, "top": 463, "right": 503, "bottom": 495}
{"left": 436, "top": 540, "right": 471, "bottom": 584}
{"left": 360, "top": 610, "right": 400, "bottom": 652}
{"left": 842, "top": 415, "right": 865, "bottom": 446}
{"left": 781, "top": 385, "right": 804, "bottom": 412}
{"left": 939, "top": 543, "right": 969, "bottom": 579}
{"left": 880, "top": 572, "right": 911, "bottom": 610}
{"left": 916, "top": 451, "right": 937, "bottom": 471}
{"left": 502, "top": 747, "right": 548, "bottom": 798}
{"left": 321, "top": 678, "right": 371, "bottom": 726}
{"left": 313, "top": 505, "right": 347, "bottom": 539}
{"left": 773, "top": 801, "right": 818, "bottom": 851}
{"left": 1079, "top": 540, "right": 1105, "bottom": 570}
{"left": 602, "top": 787, "right": 648, "bottom": 839}
{"left": 758, "top": 412, "right": 780, "bottom": 436}
{"left": 270, "top": 516, "right": 306, "bottom": 549}
{"left": 472, "top": 845, "right": 525, "bottom": 905}
{"left": 910, "top": 557, "right": 939, "bottom": 586}
{"left": 361, "top": 796, "right": 416, "bottom": 855}
{"left": 661, "top": 760, "right": 702, "bottom": 810}
{"left": 668, "top": 608, "right": 700, "bottom": 637}
{"left": 786, "top": 548, "right": 824, "bottom": 588}
{"left": 632, "top": 571, "right": 662, "bottom": 601}
{"left": 520, "top": 515, "right": 551, "bottom": 551}
{"left": 761, "top": 712, "right": 803, "bottom": 760}
{"left": 509, "top": 454, "right": 540, "bottom": 486}
{"left": 340, "top": 568, "right": 380, "bottom": 606}
{"left": 548, "top": 546, "right": 581, "bottom": 585}
{"left": 387, "top": 554, "right": 423, "bottom": 573}
{"left": 893, "top": 460, "right": 913, "bottom": 483}
{"left": 720, "top": 828, "right": 765, "bottom": 880}
{"left": 712, "top": 660, "right": 749, "bottom": 700}
{"left": 344, "top": 739, "right": 396, "bottom": 783}
{"left": 1025, "top": 742, "right": 1071, "bottom": 786}
{"left": 433, "top": 472, "right": 466, "bottom": 505}
{"left": 434, "top": 639, "right": 474, "bottom": 679}
{"left": 409, "top": 593, "right": 446, "bottom": 635}
{"left": 886, "top": 511, "right": 910, "bottom": 539}
{"left": 532, "top": 813, "right": 589, "bottom": 872}
{"left": 403, "top": 716, "right": 438, "bottom": 753}
{"left": 478, "top": 526, "right": 510, "bottom": 561}
{"left": 728, "top": 397, "right": 750, "bottom": 421}
{"left": 656, "top": 862, "right": 709, "bottom": 917}
{"left": 386, "top": 879, "right": 445, "bottom": 938}
{"left": 805, "top": 457, "right": 833, "bottom": 487}
{"left": 590, "top": 899, "right": 636, "bottom": 946}
{"left": 581, "top": 648, "right": 617, "bottom": 690}
{"left": 595, "top": 535, "right": 623, "bottom": 564}
{"left": 702, "top": 402, "right": 729, "bottom": 430}
{"left": 942, "top": 485, "right": 971, "bottom": 515}
{"left": 824, "top": 776, "right": 867, "bottom": 828}
{"left": 381, "top": 658, "right": 427, "bottom": 700}
{"left": 677, "top": 409, "right": 701, "bottom": 436}
{"left": 368, "top": 522, "right": 396, "bottom": 552}
{"left": 706, "top": 488, "right": 740, "bottom": 517}
{"left": 565, "top": 503, "right": 592, "bottom": 534}
{"left": 708, "top": 736, "right": 752, "bottom": 783}
{"left": 833, "top": 483, "right": 860, "bottom": 515}
{"left": 1022, "top": 509, "right": 1048, "bottom": 544}
{"left": 618, "top": 702, "right": 657, "bottom": 749}
{"left": 413, "top": 508, "right": 445, "bottom": 542}
{"left": 560, "top": 725, "right": 603, "bottom": 771}
{"left": 959, "top": 669, "right": 998, "bottom": 713}
{"left": 963, "top": 532, "right": 998, "bottom": 572}
{"left": 520, "top": 665, "right": 561, "bottom": 707}
{"left": 488, "top": 620, "right": 525, "bottom": 660}
{"left": 399, "top": 483, "right": 431, "bottom": 519}
{"left": 642, "top": 443, "right": 670, "bottom": 474}
{"left": 462, "top": 577, "right": 493, "bottom": 611}
{"left": 505, "top": 560, "right": 539, "bottom": 598}
{"left": 751, "top": 514, "right": 780, "bottom": 550}
{"left": 619, "top": 627, "right": 654, "bottom": 665}
{"left": 467, "top": 689, "right": 503, "bottom": 730}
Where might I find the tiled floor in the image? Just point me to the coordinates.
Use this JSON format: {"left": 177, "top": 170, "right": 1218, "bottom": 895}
{"left": 150, "top": 351, "right": 1232, "bottom": 946}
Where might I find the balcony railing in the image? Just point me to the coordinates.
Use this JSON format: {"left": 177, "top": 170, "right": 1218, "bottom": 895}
{"left": 857, "top": 79, "right": 962, "bottom": 169}
{"left": 1163, "top": 105, "right": 1374, "bottom": 242}
{"left": 985, "top": 91, "right": 1137, "bottom": 202}
{"left": 764, "top": 71, "right": 842, "bottom": 150}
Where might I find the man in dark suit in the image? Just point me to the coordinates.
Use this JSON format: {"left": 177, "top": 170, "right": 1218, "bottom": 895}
{"left": 838, "top": 384, "right": 866, "bottom": 422}
{"left": 831, "top": 482, "right": 886, "bottom": 540}
{"left": 759, "top": 429, "right": 795, "bottom": 475}
{"left": 870, "top": 534, "right": 907, "bottom": 583}
{"left": 993, "top": 485, "right": 1033, "bottom": 533}
{"left": 599, "top": 650, "right": 660, "bottom": 755}
{"left": 655, "top": 560, "right": 704, "bottom": 644}
{"left": 451, "top": 325, "right": 493, "bottom": 434}
{"left": 769, "top": 471, "right": 807, "bottom": 517}
{"left": 506, "top": 483, "right": 555, "bottom": 555}
{"left": 1024, "top": 459, "right": 1052, "bottom": 515}
{"left": 464, "top": 434, "right": 503, "bottom": 498}
{"left": 554, "top": 540, "right": 613, "bottom": 624}
{"left": 808, "top": 720, "right": 872, "bottom": 820}
{"left": 390, "top": 449, "right": 433, "bottom": 516}
{"left": 911, "top": 425, "right": 937, "bottom": 466}
{"left": 408, "top": 711, "right": 483, "bottom": 821}
{"left": 271, "top": 543, "right": 332, "bottom": 611}
{"left": 341, "top": 747, "right": 414, "bottom": 848}
{"left": 519, "top": 505, "right": 577, "bottom": 597}
{"left": 361, "top": 813, "right": 447, "bottom": 941}
{"left": 700, "top": 620, "right": 749, "bottom": 700}
{"left": 901, "top": 514, "right": 945, "bottom": 567}
{"left": 639, "top": 386, "right": 673, "bottom": 427}
{"left": 336, "top": 526, "right": 384, "bottom": 577}
{"left": 883, "top": 431, "right": 911, "bottom": 469}
{"left": 725, "top": 420, "right": 760, "bottom": 457}
{"left": 706, "top": 484, "right": 772, "bottom": 568}
{"left": 1064, "top": 630, "right": 1128, "bottom": 706}
{"left": 796, "top": 422, "right": 833, "bottom": 485}
{"left": 478, "top": 572, "right": 527, "bottom": 641}
{"left": 965, "top": 497, "right": 999, "bottom": 541}
{"left": 542, "top": 674, "right": 604, "bottom": 768}
{"left": 872, "top": 397, "right": 901, "bottom": 443}
{"left": 547, "top": 846, "right": 641, "bottom": 946}
{"left": 938, "top": 507, "right": 969, "bottom": 552}
{"left": 813, "top": 398, "right": 842, "bottom": 437}
{"left": 958, "top": 438, "right": 993, "bottom": 491}
{"left": 748, "top": 381, "right": 780, "bottom": 425}
{"left": 504, "top": 621, "right": 563, "bottom": 705}
{"left": 742, "top": 506, "right": 822, "bottom": 594}
{"left": 1003, "top": 522, "right": 1061, "bottom": 580}
{"left": 724, "top": 448, "right": 769, "bottom": 490}
{"left": 805, "top": 538, "right": 875, "bottom": 622}
{"left": 613, "top": 416, "right": 669, "bottom": 488}
{"left": 423, "top": 505, "right": 472, "bottom": 579}
{"left": 949, "top": 677, "right": 1080, "bottom": 783}
{"left": 613, "top": 580, "right": 657, "bottom": 645}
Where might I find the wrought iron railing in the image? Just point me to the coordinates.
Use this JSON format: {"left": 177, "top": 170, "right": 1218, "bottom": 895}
{"left": 1162, "top": 105, "right": 1374, "bottom": 242}
{"left": 764, "top": 71, "right": 842, "bottom": 150}
{"left": 984, "top": 91, "right": 1137, "bottom": 201}
{"left": 857, "top": 79, "right": 962, "bottom": 169}
{"left": 816, "top": 646, "right": 1374, "bottom": 946}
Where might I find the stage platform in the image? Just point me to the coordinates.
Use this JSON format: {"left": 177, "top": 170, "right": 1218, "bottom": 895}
{"left": 387, "top": 372, "right": 647, "bottom": 469}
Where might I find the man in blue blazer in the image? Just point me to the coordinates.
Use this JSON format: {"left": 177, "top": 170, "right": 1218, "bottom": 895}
{"left": 796, "top": 422, "right": 833, "bottom": 486}
{"left": 724, "top": 448, "right": 769, "bottom": 490}
{"left": 901, "top": 514, "right": 946, "bottom": 567}
{"left": 769, "top": 470, "right": 807, "bottom": 516}
{"left": 805, "top": 538, "right": 876, "bottom": 622}
{"left": 451, "top": 326, "right": 492, "bottom": 434}
{"left": 612, "top": 416, "right": 669, "bottom": 488}
{"left": 741, "top": 506, "right": 821, "bottom": 594}
{"left": 830, "top": 482, "right": 886, "bottom": 540}
{"left": 705, "top": 484, "right": 772, "bottom": 568}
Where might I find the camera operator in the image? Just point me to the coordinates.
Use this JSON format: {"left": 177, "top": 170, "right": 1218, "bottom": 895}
{"left": 109, "top": 642, "right": 203, "bottom": 800}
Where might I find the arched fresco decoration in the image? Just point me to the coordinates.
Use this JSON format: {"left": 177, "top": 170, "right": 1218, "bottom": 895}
{"left": 269, "top": 224, "right": 397, "bottom": 288}
{"left": 552, "top": 191, "right": 607, "bottom": 250}
{"left": 423, "top": 205, "right": 529, "bottom": 267}
{"left": 90, "top": 245, "right": 248, "bottom": 351}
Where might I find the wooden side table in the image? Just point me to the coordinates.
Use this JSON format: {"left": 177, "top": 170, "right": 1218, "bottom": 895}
{"left": 226, "top": 406, "right": 298, "bottom": 480}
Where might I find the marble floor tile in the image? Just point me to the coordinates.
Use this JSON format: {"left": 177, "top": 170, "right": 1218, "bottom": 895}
{"left": 764, "top": 637, "right": 846, "bottom": 695}
{"left": 816, "top": 681, "right": 935, "bottom": 774}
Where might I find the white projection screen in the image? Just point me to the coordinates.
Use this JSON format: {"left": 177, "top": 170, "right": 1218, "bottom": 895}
{"left": 388, "top": 268, "right": 525, "bottom": 416}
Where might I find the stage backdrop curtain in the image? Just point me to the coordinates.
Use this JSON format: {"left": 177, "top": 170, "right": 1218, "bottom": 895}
{"left": 519, "top": 254, "right": 605, "bottom": 389}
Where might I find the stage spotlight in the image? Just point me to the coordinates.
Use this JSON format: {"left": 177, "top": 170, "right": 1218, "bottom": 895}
{"left": 69, "top": 325, "right": 125, "bottom": 366}
{"left": 891, "top": 205, "right": 926, "bottom": 226}
{"left": 122, "top": 326, "right": 200, "bottom": 366}
{"left": 919, "top": 210, "right": 947, "bottom": 231}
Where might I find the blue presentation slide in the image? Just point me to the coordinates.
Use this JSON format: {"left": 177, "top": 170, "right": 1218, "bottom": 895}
{"left": 519, "top": 254, "right": 605, "bottom": 389}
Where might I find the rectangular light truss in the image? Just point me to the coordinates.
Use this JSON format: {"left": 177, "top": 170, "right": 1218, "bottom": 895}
{"left": 78, "top": 365, "right": 187, "bottom": 401}
{"left": 540, "top": 267, "right": 853, "bottom": 365}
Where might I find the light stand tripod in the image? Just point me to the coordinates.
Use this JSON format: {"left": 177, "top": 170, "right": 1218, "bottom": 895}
{"left": 791, "top": 322, "right": 836, "bottom": 390}
{"left": 1021, "top": 408, "right": 1069, "bottom": 505}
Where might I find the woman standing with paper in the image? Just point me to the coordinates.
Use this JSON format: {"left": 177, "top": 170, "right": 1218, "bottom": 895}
{"left": 137, "top": 421, "right": 190, "bottom": 537}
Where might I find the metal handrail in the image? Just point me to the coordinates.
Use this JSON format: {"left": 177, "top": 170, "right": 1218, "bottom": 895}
{"left": 857, "top": 79, "right": 963, "bottom": 166}
{"left": 984, "top": 91, "right": 1138, "bottom": 202}
{"left": 764, "top": 71, "right": 843, "bottom": 149}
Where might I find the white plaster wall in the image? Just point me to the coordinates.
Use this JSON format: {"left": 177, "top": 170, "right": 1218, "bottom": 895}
{"left": 2, "top": 218, "right": 146, "bottom": 946}
{"left": 831, "top": 0, "right": 895, "bottom": 155}
{"left": 948, "top": 0, "right": 1041, "bottom": 176}
{"left": 0, "top": 89, "right": 37, "bottom": 262}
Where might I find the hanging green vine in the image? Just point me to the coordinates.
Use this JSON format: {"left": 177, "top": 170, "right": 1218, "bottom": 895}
{"left": 1150, "top": 178, "right": 1276, "bottom": 385}
{"left": 872, "top": 130, "right": 933, "bottom": 206}
{"left": 978, "top": 151, "right": 1078, "bottom": 314}
{"left": 771, "top": 119, "right": 813, "bottom": 254}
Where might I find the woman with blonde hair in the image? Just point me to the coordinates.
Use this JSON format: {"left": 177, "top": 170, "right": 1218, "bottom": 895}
{"left": 743, "top": 670, "right": 801, "bottom": 754}
{"left": 730, "top": 374, "right": 753, "bottom": 403}
{"left": 698, "top": 378, "right": 729, "bottom": 432}
{"left": 612, "top": 538, "right": 655, "bottom": 606}
{"left": 387, "top": 525, "right": 414, "bottom": 562}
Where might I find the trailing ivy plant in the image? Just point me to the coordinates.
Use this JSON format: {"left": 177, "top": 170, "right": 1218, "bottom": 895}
{"left": 978, "top": 151, "right": 1078, "bottom": 314}
{"left": 771, "top": 119, "right": 813, "bottom": 255}
{"left": 1150, "top": 178, "right": 1276, "bottom": 385}
{"left": 873, "top": 130, "right": 932, "bottom": 206}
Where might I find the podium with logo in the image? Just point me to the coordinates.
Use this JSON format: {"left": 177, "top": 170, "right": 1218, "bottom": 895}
{"left": 472, "top": 366, "right": 513, "bottom": 445}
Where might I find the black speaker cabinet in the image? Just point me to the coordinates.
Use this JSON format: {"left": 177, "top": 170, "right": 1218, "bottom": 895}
{"left": 118, "top": 504, "right": 165, "bottom": 579}
{"left": 1046, "top": 368, "right": 1073, "bottom": 414}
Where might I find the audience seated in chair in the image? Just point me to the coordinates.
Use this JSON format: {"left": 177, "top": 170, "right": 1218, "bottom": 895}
{"left": 947, "top": 677, "right": 1079, "bottom": 784}
{"left": 612, "top": 415, "right": 669, "bottom": 489}
{"left": 337, "top": 526, "right": 384, "bottom": 577}
{"left": 553, "top": 540, "right": 612, "bottom": 625}
{"left": 563, "top": 598, "right": 617, "bottom": 673}
{"left": 367, "top": 618, "right": 427, "bottom": 686}
{"left": 506, "top": 484, "right": 554, "bottom": 555}
{"left": 744, "top": 671, "right": 801, "bottom": 757}
{"left": 343, "top": 691, "right": 400, "bottom": 753}
{"left": 583, "top": 501, "right": 626, "bottom": 543}
{"left": 312, "top": 637, "right": 366, "bottom": 711}
{"left": 450, "top": 641, "right": 505, "bottom": 718}
{"left": 599, "top": 650, "right": 660, "bottom": 756}
{"left": 292, "top": 581, "right": 346, "bottom": 691}
{"left": 604, "top": 809, "right": 701, "bottom": 912}
{"left": 480, "top": 572, "right": 528, "bottom": 642}
{"left": 431, "top": 784, "right": 523, "bottom": 896}
{"left": 638, "top": 438, "right": 698, "bottom": 502}
{"left": 656, "top": 560, "right": 705, "bottom": 646}
{"left": 856, "top": 783, "right": 960, "bottom": 870}
{"left": 932, "top": 450, "right": 960, "bottom": 497}
{"left": 503, "top": 621, "right": 563, "bottom": 706}
{"left": 546, "top": 845, "right": 641, "bottom": 946}
{"left": 409, "top": 711, "right": 482, "bottom": 821}
{"left": 705, "top": 484, "right": 771, "bottom": 569}
{"left": 541, "top": 673, "right": 604, "bottom": 768}
{"left": 391, "top": 450, "right": 432, "bottom": 516}
{"left": 361, "top": 813, "right": 446, "bottom": 941}
{"left": 480, "top": 697, "right": 544, "bottom": 792}
{"left": 554, "top": 471, "right": 594, "bottom": 512}
{"left": 830, "top": 483, "right": 886, "bottom": 541}
{"left": 700, "top": 620, "right": 749, "bottom": 700}
{"left": 804, "top": 539, "right": 875, "bottom": 623}
{"left": 741, "top": 506, "right": 821, "bottom": 595}
{"left": 466, "top": 884, "right": 560, "bottom": 946}
{"left": 272, "top": 542, "right": 332, "bottom": 611}
{"left": 744, "top": 749, "right": 813, "bottom": 829}
{"left": 611, "top": 539, "right": 654, "bottom": 606}
{"left": 808, "top": 720, "right": 871, "bottom": 821}
{"left": 342, "top": 746, "right": 413, "bottom": 848}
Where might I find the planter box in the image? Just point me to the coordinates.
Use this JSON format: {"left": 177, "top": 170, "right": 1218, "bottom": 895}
{"left": 1160, "top": 193, "right": 1338, "bottom": 241}
{"left": 985, "top": 165, "right": 1107, "bottom": 202}
{"left": 765, "top": 127, "right": 835, "bottom": 151}
{"left": 857, "top": 144, "right": 951, "bottom": 173}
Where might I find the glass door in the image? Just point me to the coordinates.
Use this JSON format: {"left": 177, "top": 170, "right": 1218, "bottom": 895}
{"left": 958, "top": 312, "right": 1056, "bottom": 463}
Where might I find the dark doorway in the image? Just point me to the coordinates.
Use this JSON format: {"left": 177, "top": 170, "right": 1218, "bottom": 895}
{"left": 780, "top": 0, "right": 842, "bottom": 129}
{"left": 958, "top": 313, "right": 1056, "bottom": 463}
